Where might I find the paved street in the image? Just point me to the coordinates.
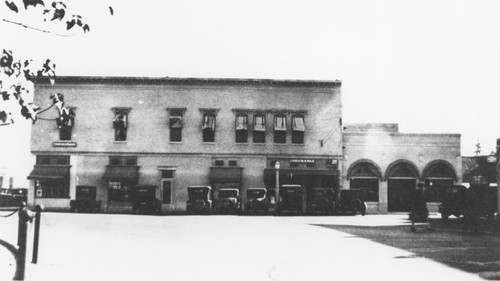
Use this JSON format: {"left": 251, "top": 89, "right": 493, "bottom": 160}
{"left": 0, "top": 212, "right": 489, "bottom": 281}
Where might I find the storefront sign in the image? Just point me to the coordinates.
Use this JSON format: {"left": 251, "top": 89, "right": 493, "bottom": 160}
{"left": 289, "top": 159, "right": 315, "bottom": 164}
{"left": 52, "top": 141, "right": 77, "bottom": 147}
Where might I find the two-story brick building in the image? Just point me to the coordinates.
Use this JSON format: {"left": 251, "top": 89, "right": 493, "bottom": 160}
{"left": 27, "top": 76, "right": 343, "bottom": 213}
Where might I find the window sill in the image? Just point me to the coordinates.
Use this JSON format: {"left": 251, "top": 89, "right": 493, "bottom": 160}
{"left": 169, "top": 142, "right": 183, "bottom": 144}
{"left": 235, "top": 142, "right": 249, "bottom": 145}
{"left": 113, "top": 141, "right": 127, "bottom": 144}
{"left": 291, "top": 143, "right": 305, "bottom": 146}
{"left": 202, "top": 142, "right": 216, "bottom": 145}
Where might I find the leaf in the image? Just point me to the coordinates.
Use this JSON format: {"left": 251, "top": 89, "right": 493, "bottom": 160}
{"left": 1, "top": 91, "right": 9, "bottom": 101}
{"left": 23, "top": 0, "right": 44, "bottom": 9}
{"left": 109, "top": 6, "right": 113, "bottom": 15}
{"left": 5, "top": 1, "right": 18, "bottom": 12}
{"left": 66, "top": 19, "right": 75, "bottom": 30}
{"left": 0, "top": 49, "right": 13, "bottom": 68}
{"left": 51, "top": 8, "right": 65, "bottom": 21}
{"left": 83, "top": 24, "right": 89, "bottom": 33}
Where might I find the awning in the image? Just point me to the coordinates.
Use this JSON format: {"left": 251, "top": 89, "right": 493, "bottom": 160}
{"left": 27, "top": 165, "right": 71, "bottom": 180}
{"left": 104, "top": 165, "right": 139, "bottom": 183}
{"left": 209, "top": 167, "right": 243, "bottom": 183}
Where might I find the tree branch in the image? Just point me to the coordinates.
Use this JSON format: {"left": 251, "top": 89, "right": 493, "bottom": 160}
{"left": 2, "top": 18, "right": 75, "bottom": 37}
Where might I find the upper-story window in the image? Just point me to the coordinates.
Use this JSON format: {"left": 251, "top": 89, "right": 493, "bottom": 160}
{"left": 202, "top": 113, "right": 216, "bottom": 142}
{"left": 253, "top": 114, "right": 266, "bottom": 143}
{"left": 112, "top": 108, "right": 131, "bottom": 142}
{"left": 58, "top": 107, "right": 76, "bottom": 141}
{"left": 169, "top": 112, "right": 183, "bottom": 142}
{"left": 292, "top": 115, "right": 305, "bottom": 144}
{"left": 235, "top": 114, "right": 248, "bottom": 143}
{"left": 274, "top": 114, "right": 287, "bottom": 144}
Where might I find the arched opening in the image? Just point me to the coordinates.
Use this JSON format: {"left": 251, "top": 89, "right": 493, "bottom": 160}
{"left": 385, "top": 160, "right": 419, "bottom": 212}
{"left": 422, "top": 160, "right": 457, "bottom": 202}
{"left": 347, "top": 160, "right": 382, "bottom": 202}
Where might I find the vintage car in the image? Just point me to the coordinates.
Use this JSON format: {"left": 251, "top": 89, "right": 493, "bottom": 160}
{"left": 0, "top": 188, "right": 28, "bottom": 208}
{"left": 439, "top": 182, "right": 497, "bottom": 220}
{"left": 214, "top": 188, "right": 241, "bottom": 213}
{"left": 338, "top": 189, "right": 367, "bottom": 216}
{"left": 245, "top": 188, "right": 270, "bottom": 213}
{"left": 308, "top": 187, "right": 336, "bottom": 214}
{"left": 131, "top": 185, "right": 162, "bottom": 215}
{"left": 70, "top": 186, "right": 101, "bottom": 213}
{"left": 186, "top": 186, "right": 213, "bottom": 214}
{"left": 278, "top": 184, "right": 303, "bottom": 214}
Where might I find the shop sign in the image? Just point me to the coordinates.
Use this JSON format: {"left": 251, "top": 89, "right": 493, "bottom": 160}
{"left": 289, "top": 159, "right": 315, "bottom": 164}
{"left": 52, "top": 141, "right": 77, "bottom": 147}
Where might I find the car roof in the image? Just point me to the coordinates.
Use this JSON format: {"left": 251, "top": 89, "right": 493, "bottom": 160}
{"left": 219, "top": 188, "right": 239, "bottom": 191}
{"left": 188, "top": 186, "right": 212, "bottom": 189}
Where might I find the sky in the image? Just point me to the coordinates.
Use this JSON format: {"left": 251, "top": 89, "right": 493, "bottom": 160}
{"left": 1, "top": 0, "right": 500, "bottom": 176}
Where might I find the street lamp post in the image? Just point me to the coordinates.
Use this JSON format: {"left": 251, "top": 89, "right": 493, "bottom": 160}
{"left": 275, "top": 161, "right": 280, "bottom": 215}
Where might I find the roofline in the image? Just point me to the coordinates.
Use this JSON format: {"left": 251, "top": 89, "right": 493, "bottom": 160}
{"left": 36, "top": 76, "right": 342, "bottom": 87}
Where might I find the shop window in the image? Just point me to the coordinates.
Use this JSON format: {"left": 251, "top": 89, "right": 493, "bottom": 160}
{"left": 36, "top": 155, "right": 70, "bottom": 165}
{"left": 169, "top": 112, "right": 183, "bottom": 142}
{"left": 202, "top": 113, "right": 216, "bottom": 142}
{"left": 274, "top": 114, "right": 287, "bottom": 144}
{"left": 253, "top": 114, "right": 266, "bottom": 143}
{"left": 292, "top": 115, "right": 305, "bottom": 144}
{"left": 235, "top": 114, "right": 248, "bottom": 143}
{"left": 109, "top": 156, "right": 137, "bottom": 166}
{"left": 112, "top": 109, "right": 130, "bottom": 141}
{"left": 36, "top": 179, "right": 69, "bottom": 198}
{"left": 424, "top": 179, "right": 454, "bottom": 202}
{"left": 108, "top": 181, "right": 131, "bottom": 202}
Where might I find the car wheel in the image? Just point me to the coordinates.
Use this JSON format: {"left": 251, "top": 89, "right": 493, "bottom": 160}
{"left": 441, "top": 212, "right": 449, "bottom": 220}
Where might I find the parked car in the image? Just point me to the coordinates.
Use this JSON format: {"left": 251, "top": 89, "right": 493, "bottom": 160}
{"left": 245, "top": 188, "right": 270, "bottom": 213}
{"left": 439, "top": 182, "right": 497, "bottom": 220}
{"left": 0, "top": 188, "right": 28, "bottom": 208}
{"left": 186, "top": 186, "right": 213, "bottom": 214}
{"left": 308, "top": 187, "right": 336, "bottom": 214}
{"left": 338, "top": 189, "right": 367, "bottom": 215}
{"left": 70, "top": 186, "right": 101, "bottom": 213}
{"left": 279, "top": 184, "right": 303, "bottom": 214}
{"left": 131, "top": 185, "right": 162, "bottom": 215}
{"left": 214, "top": 188, "right": 241, "bottom": 213}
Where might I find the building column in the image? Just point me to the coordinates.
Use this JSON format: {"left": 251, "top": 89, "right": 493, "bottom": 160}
{"left": 379, "top": 180, "right": 388, "bottom": 213}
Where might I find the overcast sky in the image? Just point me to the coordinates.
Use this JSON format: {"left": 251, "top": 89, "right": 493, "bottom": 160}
{"left": 2, "top": 0, "right": 500, "bottom": 156}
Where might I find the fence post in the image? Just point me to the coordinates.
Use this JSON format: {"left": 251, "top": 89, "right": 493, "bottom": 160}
{"left": 32, "top": 205, "right": 43, "bottom": 264}
{"left": 14, "top": 203, "right": 33, "bottom": 281}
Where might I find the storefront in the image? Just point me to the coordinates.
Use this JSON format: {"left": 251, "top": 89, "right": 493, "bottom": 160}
{"left": 264, "top": 158, "right": 340, "bottom": 212}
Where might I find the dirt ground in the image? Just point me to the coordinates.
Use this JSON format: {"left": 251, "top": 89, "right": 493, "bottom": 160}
{"left": 317, "top": 217, "right": 500, "bottom": 280}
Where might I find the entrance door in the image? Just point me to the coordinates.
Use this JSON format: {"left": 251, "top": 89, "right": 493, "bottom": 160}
{"left": 387, "top": 178, "right": 416, "bottom": 212}
{"left": 161, "top": 180, "right": 172, "bottom": 204}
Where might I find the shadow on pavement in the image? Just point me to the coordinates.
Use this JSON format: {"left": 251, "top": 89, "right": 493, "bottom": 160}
{"left": 315, "top": 217, "right": 500, "bottom": 280}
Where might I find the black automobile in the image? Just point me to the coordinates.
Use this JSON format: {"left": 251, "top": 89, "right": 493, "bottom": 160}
{"left": 439, "top": 182, "right": 497, "bottom": 220}
{"left": 245, "top": 188, "right": 270, "bottom": 213}
{"left": 186, "top": 186, "right": 213, "bottom": 214}
{"left": 279, "top": 185, "right": 303, "bottom": 214}
{"left": 309, "top": 188, "right": 336, "bottom": 214}
{"left": 214, "top": 188, "right": 241, "bottom": 213}
{"left": 0, "top": 188, "right": 28, "bottom": 208}
{"left": 338, "top": 189, "right": 367, "bottom": 215}
{"left": 70, "top": 186, "right": 101, "bottom": 213}
{"left": 131, "top": 185, "right": 162, "bottom": 215}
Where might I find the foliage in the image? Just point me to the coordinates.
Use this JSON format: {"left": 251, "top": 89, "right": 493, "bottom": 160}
{"left": 0, "top": 0, "right": 111, "bottom": 126}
